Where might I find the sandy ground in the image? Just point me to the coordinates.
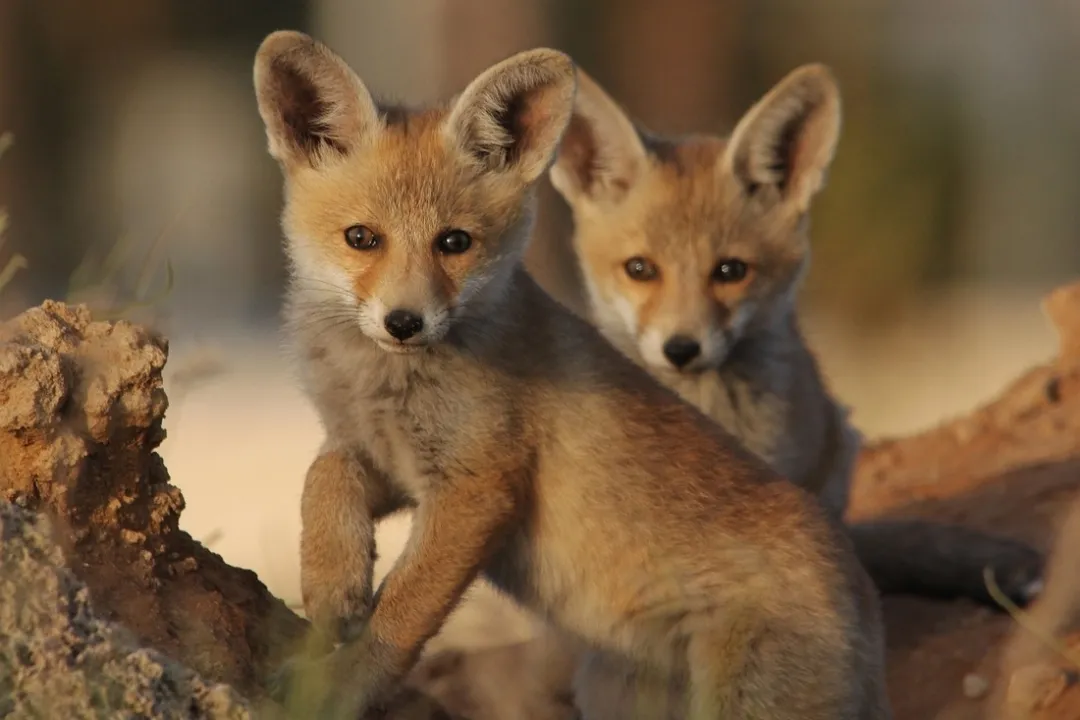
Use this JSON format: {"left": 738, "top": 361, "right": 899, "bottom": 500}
{"left": 157, "top": 282, "right": 1061, "bottom": 658}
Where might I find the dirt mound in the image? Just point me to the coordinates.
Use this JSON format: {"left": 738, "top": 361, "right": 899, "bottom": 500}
{"left": 0, "top": 301, "right": 455, "bottom": 718}
{"left": 0, "top": 500, "right": 253, "bottom": 718}
{"left": 0, "top": 300, "right": 303, "bottom": 698}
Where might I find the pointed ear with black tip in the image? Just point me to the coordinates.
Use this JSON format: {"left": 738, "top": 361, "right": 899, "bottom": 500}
{"left": 253, "top": 30, "right": 381, "bottom": 170}
{"left": 549, "top": 69, "right": 648, "bottom": 208}
{"left": 444, "top": 48, "right": 577, "bottom": 184}
{"left": 722, "top": 64, "right": 842, "bottom": 213}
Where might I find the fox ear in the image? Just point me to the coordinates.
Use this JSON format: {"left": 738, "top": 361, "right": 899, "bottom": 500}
{"left": 445, "top": 48, "right": 577, "bottom": 183}
{"left": 549, "top": 69, "right": 648, "bottom": 207}
{"left": 722, "top": 64, "right": 841, "bottom": 213}
{"left": 254, "top": 30, "right": 380, "bottom": 169}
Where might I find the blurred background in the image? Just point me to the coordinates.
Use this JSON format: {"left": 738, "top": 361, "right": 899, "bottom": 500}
{"left": 0, "top": 0, "right": 1077, "bottom": 603}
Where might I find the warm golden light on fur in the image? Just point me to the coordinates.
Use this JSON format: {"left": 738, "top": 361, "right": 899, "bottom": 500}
{"left": 255, "top": 30, "right": 891, "bottom": 720}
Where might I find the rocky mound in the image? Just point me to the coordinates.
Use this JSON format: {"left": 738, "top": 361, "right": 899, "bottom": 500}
{"left": 0, "top": 500, "right": 252, "bottom": 718}
{"left": 0, "top": 301, "right": 454, "bottom": 719}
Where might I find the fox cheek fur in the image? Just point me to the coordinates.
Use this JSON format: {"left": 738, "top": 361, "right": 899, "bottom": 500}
{"left": 551, "top": 65, "right": 829, "bottom": 375}
{"left": 588, "top": 270, "right": 757, "bottom": 375}
{"left": 279, "top": 198, "right": 509, "bottom": 349}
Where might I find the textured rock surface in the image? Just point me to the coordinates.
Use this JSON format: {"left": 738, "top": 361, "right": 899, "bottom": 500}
{"left": 0, "top": 500, "right": 253, "bottom": 718}
{"left": 0, "top": 301, "right": 457, "bottom": 718}
{"left": 0, "top": 300, "right": 304, "bottom": 699}
{"left": 838, "top": 281, "right": 1080, "bottom": 720}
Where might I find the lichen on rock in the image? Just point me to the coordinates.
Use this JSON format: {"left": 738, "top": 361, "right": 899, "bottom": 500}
{"left": 0, "top": 300, "right": 458, "bottom": 719}
{"left": 0, "top": 500, "right": 253, "bottom": 719}
{"left": 0, "top": 300, "right": 303, "bottom": 700}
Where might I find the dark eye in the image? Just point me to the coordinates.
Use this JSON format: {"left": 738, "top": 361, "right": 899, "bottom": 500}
{"left": 344, "top": 225, "right": 380, "bottom": 250}
{"left": 435, "top": 229, "right": 472, "bottom": 255}
{"left": 712, "top": 258, "right": 748, "bottom": 284}
{"left": 624, "top": 256, "right": 659, "bottom": 281}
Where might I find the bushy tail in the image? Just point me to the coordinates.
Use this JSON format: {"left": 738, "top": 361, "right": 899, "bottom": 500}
{"left": 847, "top": 520, "right": 1044, "bottom": 609}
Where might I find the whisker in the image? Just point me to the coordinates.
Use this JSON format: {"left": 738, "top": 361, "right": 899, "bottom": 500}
{"left": 309, "top": 320, "right": 360, "bottom": 347}
{"left": 290, "top": 301, "right": 355, "bottom": 319}
{"left": 290, "top": 274, "right": 355, "bottom": 295}
{"left": 296, "top": 312, "right": 364, "bottom": 347}
{"left": 285, "top": 302, "right": 357, "bottom": 325}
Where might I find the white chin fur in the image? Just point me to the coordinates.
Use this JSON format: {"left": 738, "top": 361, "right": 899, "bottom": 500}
{"left": 373, "top": 340, "right": 426, "bottom": 354}
{"left": 637, "top": 328, "right": 670, "bottom": 369}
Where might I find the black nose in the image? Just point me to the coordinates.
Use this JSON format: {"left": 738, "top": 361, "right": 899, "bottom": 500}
{"left": 662, "top": 336, "right": 701, "bottom": 368}
{"left": 384, "top": 309, "right": 424, "bottom": 341}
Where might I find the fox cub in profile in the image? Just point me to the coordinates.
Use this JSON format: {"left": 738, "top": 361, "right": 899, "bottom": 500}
{"left": 254, "top": 31, "right": 890, "bottom": 720}
{"left": 549, "top": 65, "right": 1044, "bottom": 609}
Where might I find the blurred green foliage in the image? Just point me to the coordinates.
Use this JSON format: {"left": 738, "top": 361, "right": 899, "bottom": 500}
{"left": 807, "top": 77, "right": 966, "bottom": 329}
{"left": 65, "top": 228, "right": 176, "bottom": 321}
{"left": 0, "top": 133, "right": 28, "bottom": 296}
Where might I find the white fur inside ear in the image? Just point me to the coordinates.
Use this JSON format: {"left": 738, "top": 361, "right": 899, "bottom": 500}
{"left": 738, "top": 95, "right": 815, "bottom": 188}
{"left": 254, "top": 31, "right": 382, "bottom": 169}
{"left": 549, "top": 69, "right": 647, "bottom": 206}
{"left": 445, "top": 49, "right": 577, "bottom": 182}
{"left": 723, "top": 64, "right": 841, "bottom": 212}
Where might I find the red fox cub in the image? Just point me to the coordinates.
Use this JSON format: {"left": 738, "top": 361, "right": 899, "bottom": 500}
{"left": 549, "top": 65, "right": 1044, "bottom": 610}
{"left": 254, "top": 30, "right": 891, "bottom": 720}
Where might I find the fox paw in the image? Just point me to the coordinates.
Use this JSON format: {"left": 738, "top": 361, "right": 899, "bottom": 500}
{"left": 269, "top": 633, "right": 401, "bottom": 720}
{"left": 303, "top": 580, "right": 373, "bottom": 646}
{"left": 267, "top": 652, "right": 320, "bottom": 710}
{"left": 266, "top": 653, "right": 305, "bottom": 706}
{"left": 268, "top": 650, "right": 369, "bottom": 720}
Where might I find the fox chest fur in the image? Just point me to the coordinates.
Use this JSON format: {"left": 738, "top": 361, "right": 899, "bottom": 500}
{"left": 292, "top": 322, "right": 468, "bottom": 498}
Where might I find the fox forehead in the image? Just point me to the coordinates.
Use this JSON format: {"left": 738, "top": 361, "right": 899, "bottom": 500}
{"left": 609, "top": 135, "right": 800, "bottom": 266}
{"left": 285, "top": 107, "right": 523, "bottom": 242}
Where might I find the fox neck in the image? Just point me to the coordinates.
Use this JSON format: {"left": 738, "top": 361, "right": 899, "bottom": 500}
{"left": 664, "top": 310, "right": 814, "bottom": 472}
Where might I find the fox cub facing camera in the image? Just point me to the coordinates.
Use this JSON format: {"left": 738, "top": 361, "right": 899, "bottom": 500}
{"left": 255, "top": 31, "right": 890, "bottom": 720}
{"left": 549, "top": 65, "right": 1044, "bottom": 610}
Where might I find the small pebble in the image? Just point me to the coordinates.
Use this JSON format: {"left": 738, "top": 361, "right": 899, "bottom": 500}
{"left": 963, "top": 672, "right": 990, "bottom": 699}
{"left": 120, "top": 529, "right": 146, "bottom": 545}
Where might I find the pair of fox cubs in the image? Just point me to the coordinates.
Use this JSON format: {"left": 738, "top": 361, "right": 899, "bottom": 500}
{"left": 254, "top": 30, "right": 1041, "bottom": 720}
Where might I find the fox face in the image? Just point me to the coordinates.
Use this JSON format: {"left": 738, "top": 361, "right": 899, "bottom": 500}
{"left": 551, "top": 66, "right": 841, "bottom": 375}
{"left": 254, "top": 32, "right": 576, "bottom": 352}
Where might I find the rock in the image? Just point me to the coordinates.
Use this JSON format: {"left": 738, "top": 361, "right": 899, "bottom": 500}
{"left": 1002, "top": 663, "right": 1080, "bottom": 719}
{"left": 963, "top": 673, "right": 990, "bottom": 700}
{"left": 0, "top": 500, "right": 253, "bottom": 719}
{"left": 0, "top": 300, "right": 302, "bottom": 698}
{"left": 0, "top": 300, "right": 457, "bottom": 718}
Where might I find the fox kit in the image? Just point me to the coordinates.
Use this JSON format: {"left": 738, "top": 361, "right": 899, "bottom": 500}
{"left": 548, "top": 65, "right": 1044, "bottom": 609}
{"left": 254, "top": 31, "right": 890, "bottom": 720}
